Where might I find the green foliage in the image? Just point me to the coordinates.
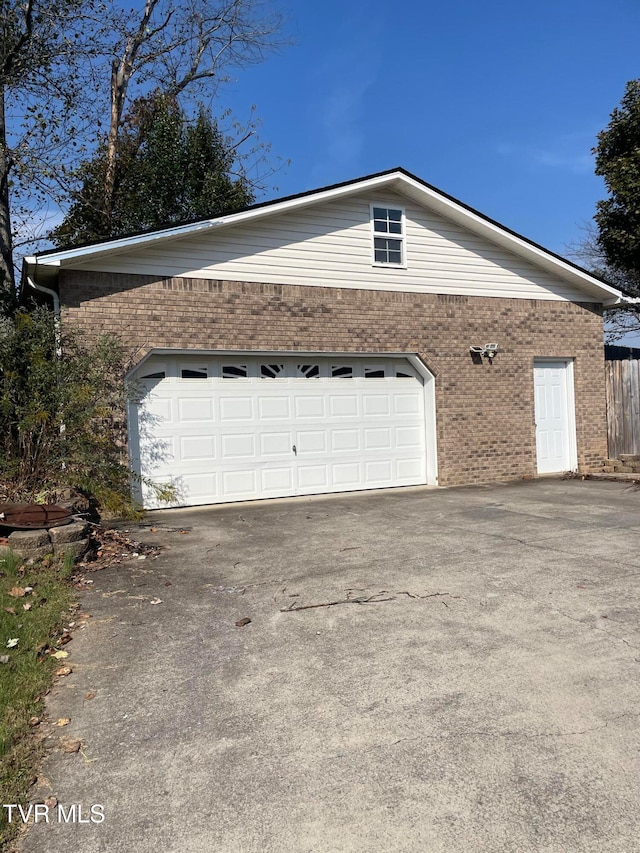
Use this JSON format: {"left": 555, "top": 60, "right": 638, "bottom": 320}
{"left": 594, "top": 79, "right": 640, "bottom": 295}
{"left": 52, "top": 94, "right": 255, "bottom": 247}
{"left": 0, "top": 306, "right": 139, "bottom": 516}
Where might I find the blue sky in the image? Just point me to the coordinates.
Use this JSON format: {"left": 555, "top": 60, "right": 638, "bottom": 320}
{"left": 221, "top": 0, "right": 640, "bottom": 261}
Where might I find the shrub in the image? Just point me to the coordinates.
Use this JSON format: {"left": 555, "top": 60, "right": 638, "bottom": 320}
{"left": 0, "top": 306, "right": 140, "bottom": 516}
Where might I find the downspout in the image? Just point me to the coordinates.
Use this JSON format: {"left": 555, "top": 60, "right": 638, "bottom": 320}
{"left": 27, "top": 275, "right": 61, "bottom": 357}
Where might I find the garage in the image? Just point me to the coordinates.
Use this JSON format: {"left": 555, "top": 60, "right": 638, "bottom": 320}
{"left": 128, "top": 354, "right": 436, "bottom": 508}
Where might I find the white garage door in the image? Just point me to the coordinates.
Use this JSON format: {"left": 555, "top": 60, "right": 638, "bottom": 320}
{"left": 128, "top": 355, "right": 429, "bottom": 508}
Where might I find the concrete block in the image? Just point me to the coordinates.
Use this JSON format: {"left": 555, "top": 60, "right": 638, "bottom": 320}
{"left": 49, "top": 522, "right": 90, "bottom": 546}
{"left": 7, "top": 530, "right": 53, "bottom": 560}
{"left": 8, "top": 530, "right": 50, "bottom": 549}
{"left": 616, "top": 466, "right": 633, "bottom": 473}
{"left": 620, "top": 454, "right": 640, "bottom": 465}
{"left": 54, "top": 538, "right": 89, "bottom": 562}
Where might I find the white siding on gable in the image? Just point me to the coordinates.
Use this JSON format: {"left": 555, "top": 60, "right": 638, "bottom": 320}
{"left": 68, "top": 190, "right": 587, "bottom": 302}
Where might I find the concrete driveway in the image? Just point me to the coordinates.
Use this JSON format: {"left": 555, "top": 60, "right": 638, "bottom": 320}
{"left": 19, "top": 479, "right": 640, "bottom": 852}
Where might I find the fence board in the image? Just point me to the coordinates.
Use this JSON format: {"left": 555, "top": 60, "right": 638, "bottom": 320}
{"left": 605, "top": 358, "right": 640, "bottom": 458}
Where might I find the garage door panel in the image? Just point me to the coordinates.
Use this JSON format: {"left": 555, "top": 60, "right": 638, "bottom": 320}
{"left": 177, "top": 397, "right": 214, "bottom": 422}
{"left": 298, "top": 465, "right": 329, "bottom": 489}
{"left": 365, "top": 460, "right": 393, "bottom": 483}
{"left": 221, "top": 433, "right": 256, "bottom": 459}
{"left": 219, "top": 397, "right": 253, "bottom": 420}
{"left": 260, "top": 432, "right": 293, "bottom": 456}
{"left": 295, "top": 396, "right": 325, "bottom": 418}
{"left": 179, "top": 435, "right": 216, "bottom": 461}
{"left": 331, "top": 429, "right": 360, "bottom": 452}
{"left": 258, "top": 396, "right": 291, "bottom": 419}
{"left": 397, "top": 458, "right": 424, "bottom": 480}
{"left": 260, "top": 468, "right": 295, "bottom": 493}
{"left": 222, "top": 469, "right": 257, "bottom": 496}
{"left": 396, "top": 426, "right": 423, "bottom": 448}
{"left": 329, "top": 395, "right": 358, "bottom": 417}
{"left": 297, "top": 430, "right": 327, "bottom": 454}
{"left": 332, "top": 462, "right": 361, "bottom": 486}
{"left": 132, "top": 355, "right": 429, "bottom": 508}
{"left": 364, "top": 427, "right": 392, "bottom": 449}
{"left": 142, "top": 396, "right": 172, "bottom": 423}
{"left": 394, "top": 394, "right": 421, "bottom": 415}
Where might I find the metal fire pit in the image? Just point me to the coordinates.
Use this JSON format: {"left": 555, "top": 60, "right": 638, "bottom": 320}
{"left": 0, "top": 504, "right": 74, "bottom": 530}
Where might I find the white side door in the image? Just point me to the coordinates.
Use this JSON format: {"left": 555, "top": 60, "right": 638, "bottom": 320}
{"left": 534, "top": 360, "right": 576, "bottom": 474}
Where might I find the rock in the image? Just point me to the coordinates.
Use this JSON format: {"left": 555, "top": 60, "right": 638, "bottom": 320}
{"left": 54, "top": 538, "right": 89, "bottom": 562}
{"left": 619, "top": 454, "right": 640, "bottom": 465}
{"left": 49, "top": 522, "right": 90, "bottom": 546}
{"left": 7, "top": 530, "right": 53, "bottom": 560}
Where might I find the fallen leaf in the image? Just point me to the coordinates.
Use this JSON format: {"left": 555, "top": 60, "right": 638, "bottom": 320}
{"left": 164, "top": 581, "right": 172, "bottom": 587}
{"left": 235, "top": 617, "right": 251, "bottom": 627}
{"left": 60, "top": 738, "right": 82, "bottom": 754}
{"left": 179, "top": 529, "right": 190, "bottom": 535}
{"left": 149, "top": 597, "right": 162, "bottom": 605}
{"left": 6, "top": 638, "right": 18, "bottom": 648}
{"left": 50, "top": 650, "right": 68, "bottom": 659}
{"left": 8, "top": 587, "right": 26, "bottom": 598}
{"left": 28, "top": 716, "right": 40, "bottom": 727}
{"left": 44, "top": 797, "right": 57, "bottom": 809}
{"left": 3, "top": 607, "right": 15, "bottom": 615}
{"left": 56, "top": 718, "right": 70, "bottom": 727}
{"left": 150, "top": 527, "right": 157, "bottom": 532}
{"left": 85, "top": 691, "right": 96, "bottom": 700}
{"left": 55, "top": 666, "right": 72, "bottom": 677}
{"left": 0, "top": 655, "right": 9, "bottom": 664}
{"left": 22, "top": 602, "right": 32, "bottom": 611}
{"left": 23, "top": 586, "right": 33, "bottom": 594}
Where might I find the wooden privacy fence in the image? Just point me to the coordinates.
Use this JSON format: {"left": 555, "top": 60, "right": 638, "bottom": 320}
{"left": 605, "top": 357, "right": 640, "bottom": 458}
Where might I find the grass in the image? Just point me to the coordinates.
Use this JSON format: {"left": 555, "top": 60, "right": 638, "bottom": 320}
{"left": 0, "top": 550, "right": 76, "bottom": 850}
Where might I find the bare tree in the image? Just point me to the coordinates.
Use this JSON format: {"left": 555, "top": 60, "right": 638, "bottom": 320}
{"left": 0, "top": 0, "right": 106, "bottom": 295}
{"left": 567, "top": 222, "right": 640, "bottom": 342}
{"left": 101, "top": 0, "right": 284, "bottom": 226}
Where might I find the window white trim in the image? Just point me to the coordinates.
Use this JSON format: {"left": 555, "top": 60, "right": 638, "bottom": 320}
{"left": 370, "top": 203, "right": 407, "bottom": 269}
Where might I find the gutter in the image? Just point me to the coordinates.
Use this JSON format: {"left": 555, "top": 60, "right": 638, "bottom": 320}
{"left": 27, "top": 276, "right": 61, "bottom": 357}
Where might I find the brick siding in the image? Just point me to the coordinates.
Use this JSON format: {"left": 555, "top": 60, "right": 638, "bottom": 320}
{"left": 59, "top": 269, "right": 607, "bottom": 487}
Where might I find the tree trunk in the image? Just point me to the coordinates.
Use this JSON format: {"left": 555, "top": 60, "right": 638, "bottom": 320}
{"left": 0, "top": 85, "right": 15, "bottom": 295}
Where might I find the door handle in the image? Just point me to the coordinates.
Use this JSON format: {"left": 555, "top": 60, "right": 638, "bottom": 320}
{"left": 292, "top": 445, "right": 297, "bottom": 456}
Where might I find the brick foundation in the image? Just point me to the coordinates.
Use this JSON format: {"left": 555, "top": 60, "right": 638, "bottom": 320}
{"left": 59, "top": 270, "right": 608, "bottom": 487}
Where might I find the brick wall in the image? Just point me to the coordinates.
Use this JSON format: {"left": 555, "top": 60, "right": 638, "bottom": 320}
{"left": 59, "top": 269, "right": 607, "bottom": 487}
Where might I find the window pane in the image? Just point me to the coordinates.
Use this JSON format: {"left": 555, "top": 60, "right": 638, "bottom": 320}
{"left": 141, "top": 370, "right": 165, "bottom": 380}
{"left": 374, "top": 237, "right": 388, "bottom": 249}
{"left": 389, "top": 221, "right": 402, "bottom": 234}
{"left": 388, "top": 208, "right": 401, "bottom": 221}
{"left": 388, "top": 250, "right": 402, "bottom": 264}
{"left": 331, "top": 365, "right": 353, "bottom": 378}
{"left": 386, "top": 239, "right": 401, "bottom": 251}
{"left": 222, "top": 364, "right": 247, "bottom": 378}
{"left": 365, "top": 367, "right": 385, "bottom": 378}
{"left": 260, "top": 363, "right": 284, "bottom": 378}
{"left": 374, "top": 249, "right": 387, "bottom": 262}
{"left": 373, "top": 207, "right": 387, "bottom": 220}
{"left": 396, "top": 370, "right": 412, "bottom": 378}
{"left": 297, "top": 364, "right": 320, "bottom": 378}
{"left": 181, "top": 367, "right": 207, "bottom": 379}
{"left": 373, "top": 219, "right": 388, "bottom": 233}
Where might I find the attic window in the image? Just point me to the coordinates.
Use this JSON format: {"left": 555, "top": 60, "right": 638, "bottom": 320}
{"left": 371, "top": 205, "right": 405, "bottom": 266}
